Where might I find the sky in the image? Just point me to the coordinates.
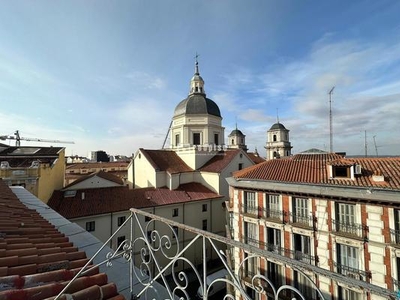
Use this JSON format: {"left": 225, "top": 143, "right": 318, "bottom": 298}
{"left": 0, "top": 1, "right": 399, "bottom": 157}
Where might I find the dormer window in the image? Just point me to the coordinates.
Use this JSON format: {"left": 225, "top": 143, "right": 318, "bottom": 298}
{"left": 333, "top": 166, "right": 350, "bottom": 178}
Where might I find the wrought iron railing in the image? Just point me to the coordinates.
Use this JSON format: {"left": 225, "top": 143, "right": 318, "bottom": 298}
{"left": 53, "top": 208, "right": 394, "bottom": 300}
{"left": 334, "top": 262, "right": 370, "bottom": 281}
{"left": 332, "top": 219, "right": 368, "bottom": 239}
{"left": 259, "top": 242, "right": 316, "bottom": 264}
{"left": 392, "top": 277, "right": 400, "bottom": 291}
{"left": 261, "top": 207, "right": 285, "bottom": 222}
{"left": 390, "top": 228, "right": 400, "bottom": 244}
{"left": 241, "top": 204, "right": 259, "bottom": 216}
{"left": 289, "top": 212, "right": 314, "bottom": 228}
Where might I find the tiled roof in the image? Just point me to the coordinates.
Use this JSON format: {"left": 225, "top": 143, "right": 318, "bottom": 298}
{"left": 66, "top": 162, "right": 129, "bottom": 170}
{"left": 200, "top": 149, "right": 242, "bottom": 173}
{"left": 246, "top": 152, "right": 265, "bottom": 164}
{"left": 63, "top": 171, "right": 124, "bottom": 190}
{"left": 48, "top": 183, "right": 222, "bottom": 219}
{"left": 0, "top": 179, "right": 125, "bottom": 300}
{"left": 234, "top": 153, "right": 400, "bottom": 190}
{"left": 139, "top": 149, "right": 193, "bottom": 174}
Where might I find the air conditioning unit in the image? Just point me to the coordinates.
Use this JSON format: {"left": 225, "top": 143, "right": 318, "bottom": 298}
{"left": 354, "top": 164, "right": 362, "bottom": 175}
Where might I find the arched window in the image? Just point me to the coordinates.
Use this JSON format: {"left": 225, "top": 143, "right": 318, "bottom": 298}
{"left": 273, "top": 134, "right": 277, "bottom": 142}
{"left": 231, "top": 139, "right": 234, "bottom": 145}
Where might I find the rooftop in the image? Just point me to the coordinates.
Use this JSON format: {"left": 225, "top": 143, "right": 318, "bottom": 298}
{"left": 234, "top": 153, "right": 400, "bottom": 190}
{"left": 139, "top": 149, "right": 193, "bottom": 174}
{"left": 0, "top": 179, "right": 125, "bottom": 300}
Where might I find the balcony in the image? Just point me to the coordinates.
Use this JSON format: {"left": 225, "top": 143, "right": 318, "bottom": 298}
{"left": 289, "top": 212, "right": 315, "bottom": 229}
{"left": 332, "top": 219, "right": 368, "bottom": 240}
{"left": 390, "top": 228, "right": 400, "bottom": 245}
{"left": 241, "top": 204, "right": 259, "bottom": 216}
{"left": 53, "top": 208, "right": 393, "bottom": 300}
{"left": 392, "top": 277, "right": 400, "bottom": 291}
{"left": 261, "top": 207, "right": 285, "bottom": 223}
{"left": 334, "top": 262, "right": 370, "bottom": 281}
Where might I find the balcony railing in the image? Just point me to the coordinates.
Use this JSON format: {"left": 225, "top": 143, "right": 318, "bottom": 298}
{"left": 289, "top": 212, "right": 315, "bottom": 228}
{"left": 241, "top": 204, "right": 259, "bottom": 216}
{"left": 332, "top": 219, "right": 368, "bottom": 239}
{"left": 261, "top": 207, "right": 285, "bottom": 223}
{"left": 334, "top": 262, "right": 370, "bottom": 281}
{"left": 53, "top": 207, "right": 394, "bottom": 300}
{"left": 390, "top": 228, "right": 400, "bottom": 244}
{"left": 392, "top": 277, "right": 400, "bottom": 291}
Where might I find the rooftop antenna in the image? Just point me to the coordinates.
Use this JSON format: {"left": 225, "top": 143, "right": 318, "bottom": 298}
{"left": 328, "top": 86, "right": 335, "bottom": 153}
{"left": 364, "top": 130, "right": 368, "bottom": 157}
{"left": 373, "top": 135, "right": 379, "bottom": 157}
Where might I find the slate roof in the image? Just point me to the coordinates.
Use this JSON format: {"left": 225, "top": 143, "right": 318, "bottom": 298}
{"left": 174, "top": 94, "right": 221, "bottom": 118}
{"left": 269, "top": 122, "right": 287, "bottom": 130}
{"left": 0, "top": 179, "right": 125, "bottom": 300}
{"left": 199, "top": 149, "right": 242, "bottom": 173}
{"left": 48, "top": 183, "right": 222, "bottom": 219}
{"left": 233, "top": 153, "right": 400, "bottom": 190}
{"left": 139, "top": 149, "right": 193, "bottom": 174}
{"left": 63, "top": 171, "right": 124, "bottom": 190}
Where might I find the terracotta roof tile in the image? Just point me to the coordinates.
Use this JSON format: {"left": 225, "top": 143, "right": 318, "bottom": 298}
{"left": 200, "top": 149, "right": 241, "bottom": 172}
{"left": 0, "top": 179, "right": 125, "bottom": 300}
{"left": 246, "top": 152, "right": 265, "bottom": 164}
{"left": 48, "top": 183, "right": 222, "bottom": 219}
{"left": 66, "top": 162, "right": 129, "bottom": 170}
{"left": 139, "top": 148, "right": 193, "bottom": 174}
{"left": 234, "top": 153, "right": 400, "bottom": 190}
{"left": 63, "top": 171, "right": 124, "bottom": 190}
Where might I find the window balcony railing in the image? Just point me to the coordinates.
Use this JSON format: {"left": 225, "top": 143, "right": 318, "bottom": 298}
{"left": 241, "top": 204, "right": 259, "bottom": 216}
{"left": 244, "top": 236, "right": 260, "bottom": 247}
{"left": 332, "top": 219, "right": 368, "bottom": 240}
{"left": 261, "top": 207, "right": 285, "bottom": 223}
{"left": 53, "top": 207, "right": 394, "bottom": 300}
{"left": 289, "top": 212, "right": 315, "bottom": 228}
{"left": 334, "top": 262, "right": 370, "bottom": 281}
{"left": 390, "top": 228, "right": 400, "bottom": 244}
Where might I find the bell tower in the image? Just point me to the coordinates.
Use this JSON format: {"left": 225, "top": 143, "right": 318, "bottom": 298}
{"left": 265, "top": 122, "right": 292, "bottom": 159}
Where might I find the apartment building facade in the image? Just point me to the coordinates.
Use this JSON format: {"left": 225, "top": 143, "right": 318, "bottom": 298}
{"left": 226, "top": 152, "right": 400, "bottom": 300}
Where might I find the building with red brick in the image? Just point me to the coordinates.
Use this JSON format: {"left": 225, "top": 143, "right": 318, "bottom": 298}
{"left": 226, "top": 150, "right": 400, "bottom": 300}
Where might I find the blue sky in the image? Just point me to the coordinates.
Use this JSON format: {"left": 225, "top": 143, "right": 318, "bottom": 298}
{"left": 1, "top": 1, "right": 399, "bottom": 157}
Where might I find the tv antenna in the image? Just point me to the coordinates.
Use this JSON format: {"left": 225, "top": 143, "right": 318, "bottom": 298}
{"left": 328, "top": 86, "right": 335, "bottom": 153}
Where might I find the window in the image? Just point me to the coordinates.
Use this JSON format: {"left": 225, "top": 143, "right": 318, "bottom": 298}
{"left": 392, "top": 209, "right": 400, "bottom": 243}
{"left": 244, "top": 221, "right": 258, "bottom": 246}
{"left": 117, "top": 236, "right": 125, "bottom": 248}
{"left": 335, "top": 203, "right": 360, "bottom": 236}
{"left": 172, "top": 226, "right": 179, "bottom": 237}
{"left": 293, "top": 234, "right": 311, "bottom": 262}
{"left": 244, "top": 252, "right": 257, "bottom": 278}
{"left": 86, "top": 221, "right": 95, "bottom": 232}
{"left": 175, "top": 134, "right": 180, "bottom": 147}
{"left": 337, "top": 244, "right": 359, "bottom": 278}
{"left": 244, "top": 191, "right": 257, "bottom": 215}
{"left": 267, "top": 261, "right": 283, "bottom": 287}
{"left": 238, "top": 163, "right": 243, "bottom": 170}
{"left": 147, "top": 230, "right": 152, "bottom": 241}
{"left": 231, "top": 139, "right": 234, "bottom": 145}
{"left": 214, "top": 133, "right": 219, "bottom": 145}
{"left": 294, "top": 271, "right": 313, "bottom": 299}
{"left": 117, "top": 216, "right": 126, "bottom": 227}
{"left": 172, "top": 208, "right": 179, "bottom": 217}
{"left": 273, "top": 134, "right": 277, "bottom": 142}
{"left": 193, "top": 133, "right": 201, "bottom": 145}
{"left": 202, "top": 219, "right": 208, "bottom": 231}
{"left": 267, "top": 227, "right": 281, "bottom": 252}
{"left": 202, "top": 204, "right": 207, "bottom": 212}
{"left": 333, "top": 166, "right": 350, "bottom": 178}
{"left": 265, "top": 194, "right": 280, "bottom": 219}
{"left": 292, "top": 197, "right": 309, "bottom": 224}
{"left": 338, "top": 287, "right": 361, "bottom": 300}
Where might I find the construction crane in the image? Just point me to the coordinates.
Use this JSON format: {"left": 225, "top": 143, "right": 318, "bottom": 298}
{"left": 0, "top": 130, "right": 74, "bottom": 147}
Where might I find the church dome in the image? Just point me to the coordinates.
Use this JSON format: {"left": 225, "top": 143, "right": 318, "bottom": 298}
{"left": 269, "top": 122, "right": 287, "bottom": 130}
{"left": 174, "top": 94, "right": 221, "bottom": 117}
{"left": 229, "top": 129, "right": 244, "bottom": 136}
